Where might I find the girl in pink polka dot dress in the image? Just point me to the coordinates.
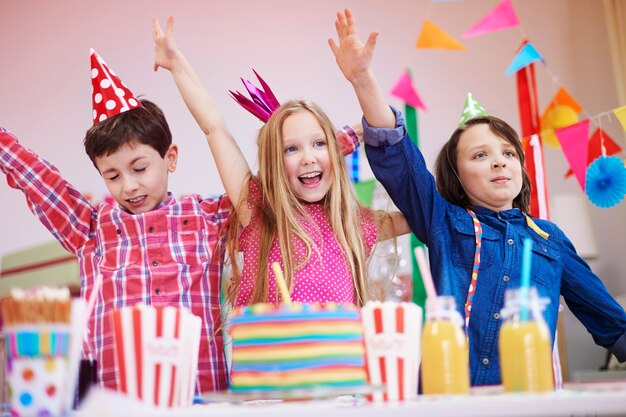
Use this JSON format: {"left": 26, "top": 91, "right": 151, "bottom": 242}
{"left": 154, "top": 17, "right": 410, "bottom": 308}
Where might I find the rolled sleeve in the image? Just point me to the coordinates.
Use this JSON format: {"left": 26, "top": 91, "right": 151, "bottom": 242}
{"left": 609, "top": 331, "right": 626, "bottom": 362}
{"left": 362, "top": 106, "right": 407, "bottom": 147}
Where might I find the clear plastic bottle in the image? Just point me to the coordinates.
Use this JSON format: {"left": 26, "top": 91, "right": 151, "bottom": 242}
{"left": 421, "top": 296, "right": 470, "bottom": 395}
{"left": 499, "top": 287, "right": 554, "bottom": 393}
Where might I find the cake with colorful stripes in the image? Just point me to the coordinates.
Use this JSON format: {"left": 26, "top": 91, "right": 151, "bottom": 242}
{"left": 229, "top": 303, "right": 367, "bottom": 392}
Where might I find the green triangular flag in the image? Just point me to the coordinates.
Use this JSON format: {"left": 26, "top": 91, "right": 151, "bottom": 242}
{"left": 353, "top": 179, "right": 377, "bottom": 207}
{"left": 459, "top": 92, "right": 488, "bottom": 125}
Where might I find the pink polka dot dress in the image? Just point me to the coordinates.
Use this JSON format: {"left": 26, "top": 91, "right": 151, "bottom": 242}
{"left": 235, "top": 178, "right": 378, "bottom": 307}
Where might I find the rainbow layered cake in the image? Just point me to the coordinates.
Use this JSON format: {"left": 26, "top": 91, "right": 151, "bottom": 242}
{"left": 229, "top": 303, "right": 367, "bottom": 392}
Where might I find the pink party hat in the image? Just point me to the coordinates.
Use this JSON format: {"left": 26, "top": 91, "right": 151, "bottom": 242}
{"left": 90, "top": 49, "right": 142, "bottom": 125}
{"left": 229, "top": 69, "right": 280, "bottom": 123}
{"left": 229, "top": 70, "right": 359, "bottom": 156}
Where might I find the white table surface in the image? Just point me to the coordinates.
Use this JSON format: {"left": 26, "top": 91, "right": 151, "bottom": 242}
{"left": 75, "top": 382, "right": 626, "bottom": 417}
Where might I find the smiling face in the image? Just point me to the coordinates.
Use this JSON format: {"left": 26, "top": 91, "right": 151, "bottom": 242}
{"left": 455, "top": 123, "right": 523, "bottom": 212}
{"left": 281, "top": 110, "right": 333, "bottom": 203}
{"left": 95, "top": 141, "right": 178, "bottom": 214}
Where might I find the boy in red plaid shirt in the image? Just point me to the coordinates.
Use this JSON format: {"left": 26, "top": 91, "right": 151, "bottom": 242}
{"left": 0, "top": 50, "right": 231, "bottom": 393}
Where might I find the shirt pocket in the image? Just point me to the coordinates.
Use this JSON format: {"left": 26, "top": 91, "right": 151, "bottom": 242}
{"left": 450, "top": 220, "right": 498, "bottom": 269}
{"left": 97, "top": 219, "right": 142, "bottom": 271}
{"left": 528, "top": 237, "right": 561, "bottom": 290}
{"left": 167, "top": 214, "right": 210, "bottom": 265}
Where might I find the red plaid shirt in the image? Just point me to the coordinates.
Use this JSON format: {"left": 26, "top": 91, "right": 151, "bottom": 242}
{"left": 0, "top": 129, "right": 231, "bottom": 393}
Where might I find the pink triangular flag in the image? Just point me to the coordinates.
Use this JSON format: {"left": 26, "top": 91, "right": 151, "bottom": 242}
{"left": 463, "top": 0, "right": 520, "bottom": 38}
{"left": 389, "top": 71, "right": 427, "bottom": 111}
{"left": 554, "top": 119, "right": 590, "bottom": 190}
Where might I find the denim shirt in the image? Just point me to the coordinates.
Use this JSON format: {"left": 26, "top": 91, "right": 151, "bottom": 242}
{"left": 363, "top": 107, "right": 626, "bottom": 386}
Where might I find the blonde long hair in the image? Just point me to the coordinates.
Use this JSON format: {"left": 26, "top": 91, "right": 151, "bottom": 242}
{"left": 226, "top": 100, "right": 376, "bottom": 306}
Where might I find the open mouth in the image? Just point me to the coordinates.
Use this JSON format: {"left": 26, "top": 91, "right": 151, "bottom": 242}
{"left": 298, "top": 172, "right": 322, "bottom": 186}
{"left": 127, "top": 195, "right": 147, "bottom": 206}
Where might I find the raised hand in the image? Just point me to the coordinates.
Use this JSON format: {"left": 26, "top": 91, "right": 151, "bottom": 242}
{"left": 328, "top": 8, "right": 379, "bottom": 84}
{"left": 153, "top": 16, "right": 181, "bottom": 73}
{"left": 328, "top": 8, "right": 394, "bottom": 129}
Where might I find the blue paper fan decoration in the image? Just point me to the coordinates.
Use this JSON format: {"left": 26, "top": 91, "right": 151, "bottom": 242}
{"left": 585, "top": 156, "right": 626, "bottom": 208}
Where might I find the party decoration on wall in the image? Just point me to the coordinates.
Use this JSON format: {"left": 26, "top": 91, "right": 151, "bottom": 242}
{"left": 585, "top": 156, "right": 626, "bottom": 208}
{"left": 527, "top": 134, "right": 550, "bottom": 218}
{"left": 90, "top": 49, "right": 141, "bottom": 125}
{"left": 353, "top": 179, "right": 377, "bottom": 207}
{"left": 554, "top": 120, "right": 590, "bottom": 191}
{"left": 540, "top": 87, "right": 584, "bottom": 149}
{"left": 463, "top": 0, "right": 520, "bottom": 38}
{"left": 565, "top": 128, "right": 622, "bottom": 178}
{"left": 459, "top": 92, "right": 488, "bottom": 125}
{"left": 416, "top": 20, "right": 466, "bottom": 50}
{"left": 613, "top": 106, "right": 626, "bottom": 131}
{"left": 515, "top": 46, "right": 549, "bottom": 219}
{"left": 505, "top": 42, "right": 544, "bottom": 76}
{"left": 390, "top": 71, "right": 427, "bottom": 111}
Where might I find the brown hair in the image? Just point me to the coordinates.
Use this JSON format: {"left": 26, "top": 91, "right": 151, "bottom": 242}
{"left": 84, "top": 99, "right": 172, "bottom": 168}
{"left": 434, "top": 115, "right": 531, "bottom": 212}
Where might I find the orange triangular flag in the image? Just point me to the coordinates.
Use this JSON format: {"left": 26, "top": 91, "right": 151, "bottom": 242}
{"left": 565, "top": 127, "right": 622, "bottom": 177}
{"left": 416, "top": 20, "right": 466, "bottom": 50}
{"left": 545, "top": 87, "right": 584, "bottom": 113}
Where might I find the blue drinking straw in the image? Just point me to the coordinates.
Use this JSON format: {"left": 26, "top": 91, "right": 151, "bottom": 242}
{"left": 519, "top": 238, "right": 533, "bottom": 322}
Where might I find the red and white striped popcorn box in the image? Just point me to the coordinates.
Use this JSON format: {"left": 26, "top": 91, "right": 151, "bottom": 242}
{"left": 361, "top": 301, "right": 423, "bottom": 401}
{"left": 111, "top": 305, "right": 201, "bottom": 408}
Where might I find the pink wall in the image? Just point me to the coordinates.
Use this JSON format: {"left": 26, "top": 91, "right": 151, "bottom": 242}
{"left": 1, "top": 0, "right": 625, "bottom": 373}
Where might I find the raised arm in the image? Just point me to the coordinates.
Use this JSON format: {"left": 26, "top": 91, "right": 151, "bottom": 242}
{"left": 328, "top": 8, "right": 394, "bottom": 129}
{"left": 153, "top": 17, "right": 251, "bottom": 225}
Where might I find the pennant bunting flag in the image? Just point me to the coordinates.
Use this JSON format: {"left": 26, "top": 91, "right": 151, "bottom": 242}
{"left": 459, "top": 92, "right": 488, "bottom": 125}
{"left": 540, "top": 105, "right": 579, "bottom": 149}
{"left": 554, "top": 120, "right": 590, "bottom": 191}
{"left": 353, "top": 179, "right": 377, "bottom": 207}
{"left": 506, "top": 42, "right": 544, "bottom": 76}
{"left": 463, "top": 0, "right": 520, "bottom": 38}
{"left": 548, "top": 87, "right": 584, "bottom": 113}
{"left": 565, "top": 128, "right": 622, "bottom": 177}
{"left": 390, "top": 71, "right": 427, "bottom": 111}
{"left": 613, "top": 106, "right": 626, "bottom": 131}
{"left": 416, "top": 20, "right": 466, "bottom": 50}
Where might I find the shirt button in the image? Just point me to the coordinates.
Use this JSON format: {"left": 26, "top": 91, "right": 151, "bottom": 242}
{"left": 507, "top": 239, "right": 514, "bottom": 245}
{"left": 493, "top": 312, "right": 500, "bottom": 320}
{"left": 482, "top": 358, "right": 490, "bottom": 365}
{"left": 152, "top": 260, "right": 158, "bottom": 266}
{"left": 155, "top": 288, "right": 161, "bottom": 295}
{"left": 149, "top": 226, "right": 154, "bottom": 233}
{"left": 503, "top": 275, "right": 510, "bottom": 282}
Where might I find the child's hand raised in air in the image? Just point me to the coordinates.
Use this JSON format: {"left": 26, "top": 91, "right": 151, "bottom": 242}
{"left": 328, "top": 8, "right": 379, "bottom": 85}
{"left": 153, "top": 16, "right": 182, "bottom": 73}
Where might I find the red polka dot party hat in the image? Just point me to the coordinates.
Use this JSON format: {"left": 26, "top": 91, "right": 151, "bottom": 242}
{"left": 90, "top": 49, "right": 142, "bottom": 125}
